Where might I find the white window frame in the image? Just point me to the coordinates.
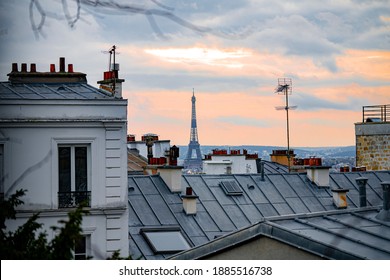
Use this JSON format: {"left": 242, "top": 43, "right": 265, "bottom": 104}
{"left": 0, "top": 144, "right": 4, "bottom": 198}
{"left": 58, "top": 144, "right": 91, "bottom": 193}
{"left": 52, "top": 138, "right": 95, "bottom": 208}
{"left": 74, "top": 234, "right": 91, "bottom": 260}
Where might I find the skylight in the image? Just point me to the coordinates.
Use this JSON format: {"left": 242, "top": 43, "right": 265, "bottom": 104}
{"left": 220, "top": 180, "right": 243, "bottom": 196}
{"left": 140, "top": 227, "right": 191, "bottom": 254}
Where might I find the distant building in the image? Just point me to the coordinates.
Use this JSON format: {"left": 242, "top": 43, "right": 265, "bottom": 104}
{"left": 355, "top": 104, "right": 390, "bottom": 171}
{"left": 203, "top": 148, "right": 259, "bottom": 174}
{"left": 127, "top": 133, "right": 180, "bottom": 175}
{"left": 0, "top": 58, "right": 129, "bottom": 259}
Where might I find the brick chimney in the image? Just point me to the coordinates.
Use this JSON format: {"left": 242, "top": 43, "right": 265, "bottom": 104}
{"left": 7, "top": 57, "right": 86, "bottom": 84}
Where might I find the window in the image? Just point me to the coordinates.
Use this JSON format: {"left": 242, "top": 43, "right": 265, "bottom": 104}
{"left": 58, "top": 145, "right": 91, "bottom": 208}
{"left": 220, "top": 180, "right": 243, "bottom": 196}
{"left": 0, "top": 144, "right": 3, "bottom": 201}
{"left": 140, "top": 227, "right": 191, "bottom": 254}
{"left": 74, "top": 235, "right": 91, "bottom": 260}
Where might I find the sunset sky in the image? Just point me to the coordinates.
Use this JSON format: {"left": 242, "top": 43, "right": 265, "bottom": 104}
{"left": 0, "top": 0, "right": 389, "bottom": 147}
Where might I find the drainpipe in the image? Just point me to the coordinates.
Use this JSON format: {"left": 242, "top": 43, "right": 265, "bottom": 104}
{"left": 376, "top": 181, "right": 390, "bottom": 222}
{"left": 355, "top": 177, "right": 368, "bottom": 207}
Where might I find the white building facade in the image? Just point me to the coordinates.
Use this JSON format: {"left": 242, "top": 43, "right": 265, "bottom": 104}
{"left": 0, "top": 59, "right": 129, "bottom": 259}
{"left": 203, "top": 149, "right": 259, "bottom": 174}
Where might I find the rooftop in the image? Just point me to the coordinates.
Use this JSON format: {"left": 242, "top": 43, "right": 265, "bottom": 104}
{"left": 0, "top": 58, "right": 119, "bottom": 100}
{"left": 171, "top": 206, "right": 390, "bottom": 260}
{"left": 127, "top": 170, "right": 389, "bottom": 259}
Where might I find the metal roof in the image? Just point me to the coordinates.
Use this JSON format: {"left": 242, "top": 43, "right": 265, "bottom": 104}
{"left": 127, "top": 170, "right": 389, "bottom": 259}
{"left": 0, "top": 82, "right": 117, "bottom": 100}
{"left": 262, "top": 160, "right": 288, "bottom": 174}
{"left": 170, "top": 207, "right": 390, "bottom": 260}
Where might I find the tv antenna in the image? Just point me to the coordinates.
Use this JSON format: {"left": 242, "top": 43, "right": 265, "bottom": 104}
{"left": 101, "top": 45, "right": 120, "bottom": 72}
{"left": 101, "top": 45, "right": 120, "bottom": 94}
{"left": 275, "top": 78, "right": 297, "bottom": 172}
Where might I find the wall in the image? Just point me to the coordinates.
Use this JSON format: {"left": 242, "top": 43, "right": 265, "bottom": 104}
{"left": 204, "top": 236, "right": 323, "bottom": 260}
{"left": 203, "top": 155, "right": 257, "bottom": 174}
{"left": 355, "top": 122, "right": 390, "bottom": 171}
{"left": 0, "top": 99, "right": 129, "bottom": 258}
{"left": 127, "top": 140, "right": 171, "bottom": 159}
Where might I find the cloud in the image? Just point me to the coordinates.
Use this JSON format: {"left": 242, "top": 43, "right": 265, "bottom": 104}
{"left": 214, "top": 116, "right": 271, "bottom": 128}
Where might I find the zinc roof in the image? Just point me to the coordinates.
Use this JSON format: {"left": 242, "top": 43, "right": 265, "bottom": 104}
{"left": 0, "top": 82, "right": 117, "bottom": 100}
{"left": 127, "top": 170, "right": 389, "bottom": 259}
{"left": 171, "top": 207, "right": 390, "bottom": 260}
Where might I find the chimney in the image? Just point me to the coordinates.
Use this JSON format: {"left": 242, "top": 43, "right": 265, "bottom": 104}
{"left": 331, "top": 188, "right": 349, "bottom": 209}
{"left": 158, "top": 165, "right": 184, "bottom": 193}
{"left": 169, "top": 145, "right": 180, "bottom": 166}
{"left": 355, "top": 177, "right": 368, "bottom": 207}
{"left": 59, "top": 57, "right": 65, "bottom": 72}
{"left": 376, "top": 181, "right": 390, "bottom": 222}
{"left": 182, "top": 187, "right": 198, "bottom": 215}
{"left": 12, "top": 63, "right": 18, "bottom": 72}
{"left": 50, "top": 64, "right": 56, "bottom": 72}
{"left": 306, "top": 166, "right": 331, "bottom": 187}
{"left": 68, "top": 64, "right": 74, "bottom": 73}
{"left": 30, "top": 63, "right": 36, "bottom": 73}
{"left": 21, "top": 63, "right": 27, "bottom": 72}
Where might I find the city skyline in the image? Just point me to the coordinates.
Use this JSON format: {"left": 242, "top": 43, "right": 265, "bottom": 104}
{"left": 0, "top": 0, "right": 389, "bottom": 147}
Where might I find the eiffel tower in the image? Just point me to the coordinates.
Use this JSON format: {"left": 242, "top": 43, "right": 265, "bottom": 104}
{"left": 184, "top": 89, "right": 203, "bottom": 172}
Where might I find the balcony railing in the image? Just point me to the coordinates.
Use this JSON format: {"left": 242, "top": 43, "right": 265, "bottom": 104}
{"left": 363, "top": 104, "right": 390, "bottom": 123}
{"left": 58, "top": 191, "right": 91, "bottom": 208}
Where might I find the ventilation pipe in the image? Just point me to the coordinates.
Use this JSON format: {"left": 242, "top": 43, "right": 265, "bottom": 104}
{"left": 376, "top": 181, "right": 390, "bottom": 222}
{"left": 355, "top": 177, "right": 368, "bottom": 207}
{"left": 261, "top": 161, "right": 265, "bottom": 181}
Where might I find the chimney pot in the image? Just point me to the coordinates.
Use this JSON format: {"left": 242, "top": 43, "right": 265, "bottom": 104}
{"left": 68, "top": 64, "right": 73, "bottom": 73}
{"left": 12, "top": 63, "right": 18, "bottom": 72}
{"left": 186, "top": 187, "right": 193, "bottom": 196}
{"left": 30, "top": 63, "right": 36, "bottom": 73}
{"left": 50, "top": 64, "right": 56, "bottom": 73}
{"left": 59, "top": 57, "right": 65, "bottom": 72}
{"left": 21, "top": 63, "right": 27, "bottom": 72}
{"left": 355, "top": 177, "right": 368, "bottom": 207}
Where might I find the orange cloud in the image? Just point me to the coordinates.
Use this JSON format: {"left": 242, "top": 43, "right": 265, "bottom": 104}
{"left": 337, "top": 49, "right": 390, "bottom": 81}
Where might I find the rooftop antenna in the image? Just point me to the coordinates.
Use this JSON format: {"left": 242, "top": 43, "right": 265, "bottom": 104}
{"left": 275, "top": 78, "right": 297, "bottom": 172}
{"left": 101, "top": 45, "right": 120, "bottom": 93}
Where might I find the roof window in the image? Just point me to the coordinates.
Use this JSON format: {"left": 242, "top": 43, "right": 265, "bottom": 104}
{"left": 140, "top": 227, "right": 191, "bottom": 254}
{"left": 220, "top": 180, "right": 243, "bottom": 196}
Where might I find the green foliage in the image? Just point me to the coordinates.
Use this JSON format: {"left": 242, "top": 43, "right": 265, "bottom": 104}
{"left": 0, "top": 189, "right": 88, "bottom": 260}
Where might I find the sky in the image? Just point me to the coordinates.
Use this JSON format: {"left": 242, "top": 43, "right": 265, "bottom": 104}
{"left": 0, "top": 0, "right": 389, "bottom": 147}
